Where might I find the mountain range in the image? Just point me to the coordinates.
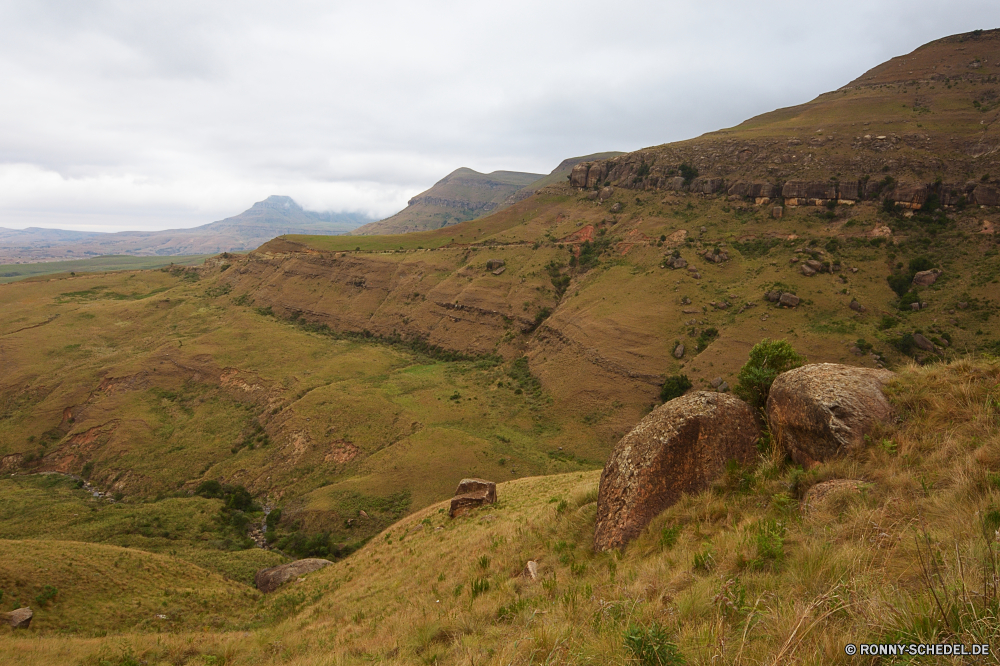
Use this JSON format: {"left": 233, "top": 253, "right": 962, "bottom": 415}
{"left": 0, "top": 196, "right": 372, "bottom": 264}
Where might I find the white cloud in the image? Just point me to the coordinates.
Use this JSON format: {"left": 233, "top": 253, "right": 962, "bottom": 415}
{"left": 0, "top": 0, "right": 994, "bottom": 230}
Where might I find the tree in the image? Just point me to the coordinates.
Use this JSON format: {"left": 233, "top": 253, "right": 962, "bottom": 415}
{"left": 733, "top": 339, "right": 805, "bottom": 415}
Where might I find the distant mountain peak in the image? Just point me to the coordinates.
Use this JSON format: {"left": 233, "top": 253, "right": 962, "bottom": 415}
{"left": 254, "top": 195, "right": 303, "bottom": 211}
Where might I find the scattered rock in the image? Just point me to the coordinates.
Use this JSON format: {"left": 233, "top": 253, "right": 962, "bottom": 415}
{"left": 710, "top": 377, "right": 724, "bottom": 388}
{"left": 912, "top": 269, "right": 942, "bottom": 287}
{"left": 849, "top": 345, "right": 864, "bottom": 356}
{"left": 849, "top": 299, "right": 865, "bottom": 313}
{"left": 485, "top": 259, "right": 505, "bottom": 271}
{"left": 610, "top": 202, "right": 623, "bottom": 213}
{"left": 772, "top": 206, "right": 783, "bottom": 219}
{"left": 359, "top": 510, "right": 369, "bottom": 519}
{"left": 766, "top": 364, "right": 895, "bottom": 467}
{"left": 957, "top": 302, "right": 968, "bottom": 310}
{"left": 594, "top": 392, "right": 760, "bottom": 551}
{"left": 673, "top": 344, "right": 685, "bottom": 359}
{"left": 599, "top": 186, "right": 614, "bottom": 201}
{"left": 523, "top": 560, "right": 539, "bottom": 580}
{"left": 5, "top": 608, "right": 32, "bottom": 629}
{"left": 911, "top": 302, "right": 921, "bottom": 311}
{"left": 492, "top": 266, "right": 506, "bottom": 276}
{"left": 664, "top": 255, "right": 688, "bottom": 269}
{"left": 913, "top": 333, "right": 937, "bottom": 353}
{"left": 800, "top": 264, "right": 817, "bottom": 276}
{"left": 703, "top": 250, "right": 729, "bottom": 263}
{"left": 256, "top": 559, "right": 333, "bottom": 593}
{"left": 801, "top": 479, "right": 868, "bottom": 515}
{"left": 778, "top": 293, "right": 800, "bottom": 308}
{"left": 450, "top": 478, "right": 497, "bottom": 517}
{"left": 766, "top": 290, "right": 781, "bottom": 302}
{"left": 680, "top": 296, "right": 691, "bottom": 305}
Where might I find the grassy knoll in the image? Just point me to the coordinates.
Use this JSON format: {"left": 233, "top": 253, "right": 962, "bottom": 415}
{"left": 0, "top": 254, "right": 213, "bottom": 284}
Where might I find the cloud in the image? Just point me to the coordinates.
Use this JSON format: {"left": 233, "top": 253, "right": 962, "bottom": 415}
{"left": 0, "top": 0, "right": 995, "bottom": 231}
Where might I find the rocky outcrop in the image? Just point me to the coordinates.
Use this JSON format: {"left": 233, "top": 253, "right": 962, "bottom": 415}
{"left": 766, "top": 364, "right": 895, "bottom": 467}
{"left": 594, "top": 392, "right": 760, "bottom": 551}
{"left": 974, "top": 184, "right": 1000, "bottom": 206}
{"left": 912, "top": 268, "right": 941, "bottom": 286}
{"left": 449, "top": 478, "right": 497, "bottom": 517}
{"left": 255, "top": 558, "right": 332, "bottom": 593}
{"left": 570, "top": 163, "right": 591, "bottom": 188}
{"left": 4, "top": 607, "right": 32, "bottom": 629}
{"left": 778, "top": 293, "right": 800, "bottom": 307}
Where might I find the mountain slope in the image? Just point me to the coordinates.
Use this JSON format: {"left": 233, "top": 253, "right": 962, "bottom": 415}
{"left": 352, "top": 153, "right": 624, "bottom": 236}
{"left": 570, "top": 29, "right": 1000, "bottom": 198}
{"left": 0, "top": 195, "right": 372, "bottom": 264}
{"left": 351, "top": 168, "right": 544, "bottom": 235}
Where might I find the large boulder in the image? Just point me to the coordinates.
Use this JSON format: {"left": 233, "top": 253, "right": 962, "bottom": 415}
{"left": 255, "top": 558, "right": 332, "bottom": 593}
{"left": 594, "top": 392, "right": 760, "bottom": 551}
{"left": 449, "top": 478, "right": 497, "bottom": 517}
{"left": 767, "top": 364, "right": 895, "bottom": 467}
{"left": 4, "top": 607, "right": 32, "bottom": 629}
{"left": 912, "top": 268, "right": 941, "bottom": 286}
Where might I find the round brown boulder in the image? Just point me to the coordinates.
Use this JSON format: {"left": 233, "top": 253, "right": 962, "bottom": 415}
{"left": 766, "top": 363, "right": 895, "bottom": 467}
{"left": 594, "top": 392, "right": 760, "bottom": 552}
{"left": 255, "top": 558, "right": 332, "bottom": 593}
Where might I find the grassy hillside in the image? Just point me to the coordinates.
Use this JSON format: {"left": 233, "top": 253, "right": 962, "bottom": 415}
{"left": 4, "top": 358, "right": 999, "bottom": 665}
{"left": 590, "top": 29, "right": 1000, "bottom": 189}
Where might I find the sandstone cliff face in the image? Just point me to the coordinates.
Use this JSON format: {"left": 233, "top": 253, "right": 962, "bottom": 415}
{"left": 593, "top": 392, "right": 760, "bottom": 551}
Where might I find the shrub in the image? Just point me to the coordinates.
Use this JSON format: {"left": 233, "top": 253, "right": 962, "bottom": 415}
{"left": 660, "top": 374, "right": 692, "bottom": 402}
{"left": 733, "top": 339, "right": 805, "bottom": 415}
{"left": 679, "top": 163, "right": 698, "bottom": 184}
{"left": 624, "top": 622, "right": 686, "bottom": 666}
{"left": 34, "top": 585, "right": 58, "bottom": 607}
{"left": 695, "top": 327, "right": 719, "bottom": 352}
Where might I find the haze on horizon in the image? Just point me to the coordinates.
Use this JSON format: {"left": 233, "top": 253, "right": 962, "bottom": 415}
{"left": 0, "top": 0, "right": 995, "bottom": 233}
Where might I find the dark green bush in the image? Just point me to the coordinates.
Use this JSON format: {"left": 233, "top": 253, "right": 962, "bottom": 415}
{"left": 660, "top": 374, "right": 693, "bottom": 403}
{"left": 733, "top": 339, "right": 805, "bottom": 415}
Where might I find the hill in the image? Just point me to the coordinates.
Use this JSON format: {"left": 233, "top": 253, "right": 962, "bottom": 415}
{"left": 351, "top": 168, "right": 544, "bottom": 235}
{"left": 0, "top": 195, "right": 372, "bottom": 264}
{"left": 352, "top": 153, "right": 623, "bottom": 236}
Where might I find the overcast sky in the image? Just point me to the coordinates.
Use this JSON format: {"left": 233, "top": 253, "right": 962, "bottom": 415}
{"left": 0, "top": 1, "right": 995, "bottom": 232}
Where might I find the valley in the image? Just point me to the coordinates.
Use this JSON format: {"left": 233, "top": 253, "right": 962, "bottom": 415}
{"left": 0, "top": 27, "right": 999, "bottom": 665}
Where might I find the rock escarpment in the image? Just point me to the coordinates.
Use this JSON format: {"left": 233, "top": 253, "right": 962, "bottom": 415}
{"left": 766, "top": 363, "right": 895, "bottom": 467}
{"left": 594, "top": 392, "right": 760, "bottom": 551}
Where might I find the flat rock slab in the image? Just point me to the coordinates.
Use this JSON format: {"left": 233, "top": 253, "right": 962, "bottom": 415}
{"left": 255, "top": 558, "right": 332, "bottom": 593}
{"left": 594, "top": 392, "right": 760, "bottom": 551}
{"left": 767, "top": 363, "right": 895, "bottom": 467}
